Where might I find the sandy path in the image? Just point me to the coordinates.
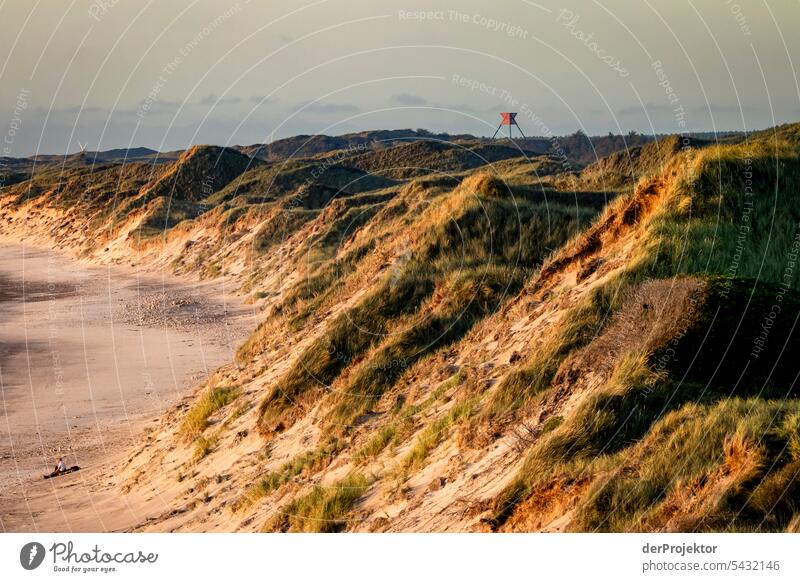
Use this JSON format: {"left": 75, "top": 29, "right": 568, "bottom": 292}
{"left": 0, "top": 244, "right": 257, "bottom": 531}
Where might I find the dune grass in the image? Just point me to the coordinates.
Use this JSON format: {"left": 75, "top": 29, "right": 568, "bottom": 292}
{"left": 256, "top": 264, "right": 436, "bottom": 433}
{"left": 353, "top": 425, "right": 397, "bottom": 464}
{"left": 264, "top": 473, "right": 371, "bottom": 532}
{"left": 482, "top": 280, "right": 623, "bottom": 423}
{"left": 325, "top": 265, "right": 523, "bottom": 430}
{"left": 571, "top": 398, "right": 800, "bottom": 531}
{"left": 635, "top": 139, "right": 800, "bottom": 288}
{"left": 192, "top": 433, "right": 220, "bottom": 461}
{"left": 255, "top": 173, "right": 597, "bottom": 434}
{"left": 320, "top": 186, "right": 595, "bottom": 430}
{"left": 353, "top": 371, "right": 465, "bottom": 464}
{"left": 397, "top": 397, "right": 477, "bottom": 477}
{"left": 484, "top": 134, "right": 800, "bottom": 530}
{"left": 489, "top": 284, "right": 800, "bottom": 531}
{"left": 180, "top": 385, "right": 241, "bottom": 440}
{"left": 234, "top": 437, "right": 343, "bottom": 512}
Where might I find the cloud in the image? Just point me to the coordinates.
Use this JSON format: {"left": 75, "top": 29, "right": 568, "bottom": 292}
{"left": 248, "top": 95, "right": 276, "bottom": 104}
{"left": 391, "top": 93, "right": 427, "bottom": 106}
{"left": 199, "top": 94, "right": 242, "bottom": 105}
{"left": 301, "top": 102, "right": 360, "bottom": 114}
{"left": 28, "top": 105, "right": 108, "bottom": 117}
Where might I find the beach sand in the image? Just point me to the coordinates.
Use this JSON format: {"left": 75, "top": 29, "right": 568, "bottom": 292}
{"left": 0, "top": 244, "right": 256, "bottom": 532}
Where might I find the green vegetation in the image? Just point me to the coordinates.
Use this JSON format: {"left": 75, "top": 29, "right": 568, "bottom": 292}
{"left": 353, "top": 425, "right": 397, "bottom": 464}
{"left": 181, "top": 385, "right": 241, "bottom": 440}
{"left": 325, "top": 266, "right": 520, "bottom": 429}
{"left": 353, "top": 371, "right": 465, "bottom": 464}
{"left": 636, "top": 139, "right": 800, "bottom": 287}
{"left": 234, "top": 438, "right": 343, "bottom": 511}
{"left": 489, "top": 272, "right": 800, "bottom": 530}
{"left": 483, "top": 281, "right": 622, "bottom": 423}
{"left": 259, "top": 174, "right": 596, "bottom": 434}
{"left": 541, "top": 415, "right": 563, "bottom": 434}
{"left": 256, "top": 265, "right": 436, "bottom": 433}
{"left": 192, "top": 433, "right": 220, "bottom": 461}
{"left": 250, "top": 208, "right": 317, "bottom": 255}
{"left": 9, "top": 125, "right": 800, "bottom": 532}
{"left": 485, "top": 129, "right": 800, "bottom": 530}
{"left": 264, "top": 473, "right": 371, "bottom": 532}
{"left": 573, "top": 398, "right": 800, "bottom": 532}
{"left": 398, "top": 397, "right": 476, "bottom": 476}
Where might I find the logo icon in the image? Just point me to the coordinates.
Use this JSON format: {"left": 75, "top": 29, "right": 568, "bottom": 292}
{"left": 20, "top": 542, "right": 46, "bottom": 570}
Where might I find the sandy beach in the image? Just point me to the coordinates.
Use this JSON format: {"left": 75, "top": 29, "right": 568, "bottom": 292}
{"left": 0, "top": 244, "right": 256, "bottom": 532}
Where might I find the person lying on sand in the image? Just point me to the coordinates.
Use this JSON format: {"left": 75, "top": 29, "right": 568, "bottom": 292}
{"left": 43, "top": 458, "right": 79, "bottom": 479}
{"left": 50, "top": 457, "right": 67, "bottom": 477}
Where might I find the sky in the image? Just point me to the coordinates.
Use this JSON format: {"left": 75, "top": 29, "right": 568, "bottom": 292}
{"left": 1, "top": 0, "right": 799, "bottom": 156}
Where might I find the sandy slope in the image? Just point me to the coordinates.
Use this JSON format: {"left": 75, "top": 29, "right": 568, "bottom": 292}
{"left": 0, "top": 243, "right": 257, "bottom": 532}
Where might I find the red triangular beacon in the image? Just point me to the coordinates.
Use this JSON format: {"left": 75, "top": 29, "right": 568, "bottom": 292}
{"left": 492, "top": 112, "right": 525, "bottom": 140}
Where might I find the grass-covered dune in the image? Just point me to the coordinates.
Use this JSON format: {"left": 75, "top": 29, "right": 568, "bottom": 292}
{"left": 3, "top": 124, "right": 800, "bottom": 532}
{"left": 484, "top": 125, "right": 800, "bottom": 531}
